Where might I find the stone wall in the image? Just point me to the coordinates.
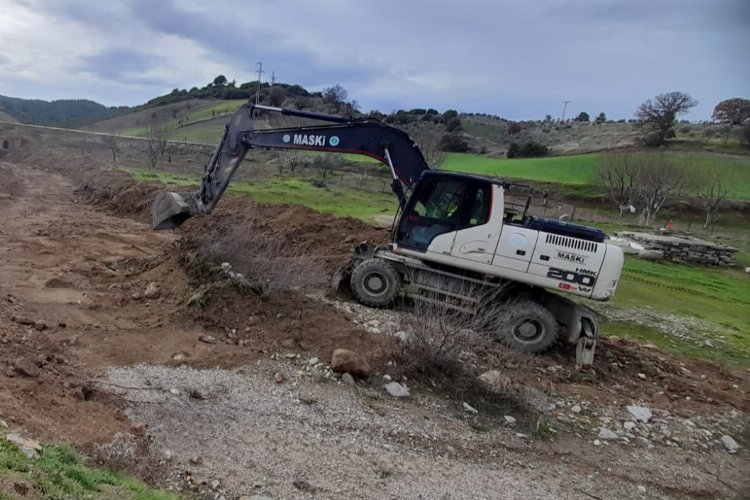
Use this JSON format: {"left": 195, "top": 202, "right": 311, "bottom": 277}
{"left": 616, "top": 231, "right": 737, "bottom": 266}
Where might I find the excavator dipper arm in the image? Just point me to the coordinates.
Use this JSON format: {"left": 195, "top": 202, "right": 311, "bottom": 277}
{"left": 152, "top": 103, "right": 430, "bottom": 230}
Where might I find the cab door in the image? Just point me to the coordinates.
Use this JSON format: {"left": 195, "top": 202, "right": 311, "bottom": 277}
{"left": 450, "top": 182, "right": 501, "bottom": 265}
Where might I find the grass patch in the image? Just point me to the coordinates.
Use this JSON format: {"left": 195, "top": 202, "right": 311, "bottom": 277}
{"left": 227, "top": 177, "right": 397, "bottom": 222}
{"left": 123, "top": 168, "right": 396, "bottom": 223}
{"left": 601, "top": 321, "right": 748, "bottom": 368}
{"left": 604, "top": 257, "right": 750, "bottom": 367}
{"left": 0, "top": 432, "right": 176, "bottom": 499}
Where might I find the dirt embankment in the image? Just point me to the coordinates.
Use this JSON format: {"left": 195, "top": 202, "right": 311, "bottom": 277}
{"left": 0, "top": 153, "right": 748, "bottom": 498}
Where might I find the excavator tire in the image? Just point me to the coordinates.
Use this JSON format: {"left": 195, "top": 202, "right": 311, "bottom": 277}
{"left": 350, "top": 259, "right": 401, "bottom": 307}
{"left": 492, "top": 300, "right": 558, "bottom": 353}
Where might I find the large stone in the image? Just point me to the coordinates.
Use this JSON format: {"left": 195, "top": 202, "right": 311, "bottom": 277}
{"left": 330, "top": 349, "right": 371, "bottom": 377}
{"left": 720, "top": 435, "right": 740, "bottom": 454}
{"left": 478, "top": 370, "right": 512, "bottom": 392}
{"left": 143, "top": 282, "right": 160, "bottom": 299}
{"left": 598, "top": 427, "right": 619, "bottom": 440}
{"left": 14, "top": 358, "right": 40, "bottom": 378}
{"left": 6, "top": 433, "right": 42, "bottom": 459}
{"left": 627, "top": 405, "right": 652, "bottom": 423}
{"left": 384, "top": 381, "right": 410, "bottom": 398}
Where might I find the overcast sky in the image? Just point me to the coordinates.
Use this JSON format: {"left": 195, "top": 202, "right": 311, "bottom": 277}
{"left": 0, "top": 0, "right": 747, "bottom": 120}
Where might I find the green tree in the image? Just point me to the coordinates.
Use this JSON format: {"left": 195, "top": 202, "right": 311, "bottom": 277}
{"left": 574, "top": 112, "right": 590, "bottom": 122}
{"left": 712, "top": 98, "right": 750, "bottom": 125}
{"left": 213, "top": 75, "right": 228, "bottom": 86}
{"left": 635, "top": 92, "right": 697, "bottom": 146}
{"left": 595, "top": 112, "right": 606, "bottom": 124}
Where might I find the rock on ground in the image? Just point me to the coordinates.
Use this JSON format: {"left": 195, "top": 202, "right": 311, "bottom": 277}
{"left": 627, "top": 405, "right": 653, "bottom": 423}
{"left": 330, "top": 349, "right": 371, "bottom": 377}
{"left": 384, "top": 381, "right": 410, "bottom": 398}
{"left": 720, "top": 435, "right": 740, "bottom": 454}
{"left": 598, "top": 428, "right": 619, "bottom": 440}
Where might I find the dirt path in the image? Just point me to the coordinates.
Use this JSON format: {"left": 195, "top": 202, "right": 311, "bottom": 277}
{"left": 0, "top": 160, "right": 747, "bottom": 499}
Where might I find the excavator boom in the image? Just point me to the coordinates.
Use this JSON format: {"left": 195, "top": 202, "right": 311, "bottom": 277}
{"left": 152, "top": 103, "right": 430, "bottom": 230}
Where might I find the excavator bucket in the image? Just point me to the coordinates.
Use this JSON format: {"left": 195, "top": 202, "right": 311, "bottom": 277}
{"left": 152, "top": 191, "right": 195, "bottom": 230}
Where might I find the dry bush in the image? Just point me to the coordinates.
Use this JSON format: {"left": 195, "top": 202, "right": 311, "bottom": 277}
{"left": 394, "top": 279, "right": 554, "bottom": 434}
{"left": 184, "top": 228, "right": 326, "bottom": 295}
{"left": 398, "top": 299, "right": 491, "bottom": 378}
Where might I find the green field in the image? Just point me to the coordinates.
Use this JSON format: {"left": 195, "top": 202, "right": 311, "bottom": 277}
{"left": 443, "top": 153, "right": 601, "bottom": 183}
{"left": 442, "top": 152, "right": 750, "bottom": 200}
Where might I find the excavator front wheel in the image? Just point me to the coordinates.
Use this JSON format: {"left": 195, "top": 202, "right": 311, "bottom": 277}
{"left": 350, "top": 259, "right": 401, "bottom": 307}
{"left": 492, "top": 301, "right": 558, "bottom": 353}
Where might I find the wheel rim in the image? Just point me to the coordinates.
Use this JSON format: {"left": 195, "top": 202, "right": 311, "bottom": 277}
{"left": 511, "top": 318, "right": 546, "bottom": 344}
{"left": 362, "top": 272, "right": 389, "bottom": 297}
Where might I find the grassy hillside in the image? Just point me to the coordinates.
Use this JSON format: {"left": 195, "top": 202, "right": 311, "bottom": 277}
{"left": 85, "top": 99, "right": 231, "bottom": 135}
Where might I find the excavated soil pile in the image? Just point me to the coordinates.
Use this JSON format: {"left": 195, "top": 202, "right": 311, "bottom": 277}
{"left": 0, "top": 161, "right": 24, "bottom": 202}
{"left": 22, "top": 153, "right": 166, "bottom": 222}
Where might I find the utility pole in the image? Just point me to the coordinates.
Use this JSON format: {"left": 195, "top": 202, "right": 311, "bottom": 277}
{"left": 561, "top": 100, "right": 570, "bottom": 122}
{"left": 271, "top": 71, "right": 276, "bottom": 86}
{"left": 255, "top": 61, "right": 265, "bottom": 104}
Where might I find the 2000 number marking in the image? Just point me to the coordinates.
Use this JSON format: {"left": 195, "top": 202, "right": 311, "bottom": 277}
{"left": 546, "top": 268, "right": 597, "bottom": 286}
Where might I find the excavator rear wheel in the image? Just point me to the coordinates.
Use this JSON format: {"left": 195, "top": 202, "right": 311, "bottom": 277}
{"left": 350, "top": 259, "right": 401, "bottom": 307}
{"left": 492, "top": 301, "right": 558, "bottom": 353}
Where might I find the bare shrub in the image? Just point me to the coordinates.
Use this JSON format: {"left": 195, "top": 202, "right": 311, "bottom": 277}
{"left": 187, "top": 228, "right": 326, "bottom": 294}
{"left": 396, "top": 279, "right": 513, "bottom": 378}
{"left": 395, "top": 288, "right": 547, "bottom": 434}
{"left": 399, "top": 304, "right": 490, "bottom": 377}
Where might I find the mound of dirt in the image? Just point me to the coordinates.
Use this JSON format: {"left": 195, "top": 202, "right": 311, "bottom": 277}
{"left": 183, "top": 197, "right": 388, "bottom": 274}
{"left": 19, "top": 153, "right": 166, "bottom": 223}
{"left": 0, "top": 161, "right": 24, "bottom": 201}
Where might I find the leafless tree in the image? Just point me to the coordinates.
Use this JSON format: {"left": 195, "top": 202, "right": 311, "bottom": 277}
{"left": 689, "top": 168, "right": 730, "bottom": 228}
{"left": 597, "top": 152, "right": 638, "bottom": 217}
{"left": 276, "top": 151, "right": 308, "bottom": 174}
{"left": 146, "top": 126, "right": 161, "bottom": 168}
{"left": 103, "top": 134, "right": 119, "bottom": 162}
{"left": 410, "top": 126, "right": 447, "bottom": 169}
{"left": 322, "top": 84, "right": 348, "bottom": 113}
{"left": 635, "top": 153, "right": 685, "bottom": 226}
{"left": 635, "top": 92, "right": 697, "bottom": 146}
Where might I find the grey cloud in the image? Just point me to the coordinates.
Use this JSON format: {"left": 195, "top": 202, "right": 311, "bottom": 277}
{"left": 1, "top": 0, "right": 747, "bottom": 119}
{"left": 0, "top": 54, "right": 10, "bottom": 65}
{"left": 78, "top": 47, "right": 166, "bottom": 83}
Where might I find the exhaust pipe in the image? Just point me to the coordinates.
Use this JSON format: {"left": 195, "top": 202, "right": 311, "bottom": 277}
{"left": 152, "top": 192, "right": 197, "bottom": 230}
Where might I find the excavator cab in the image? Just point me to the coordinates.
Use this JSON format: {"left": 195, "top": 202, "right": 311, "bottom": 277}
{"left": 394, "top": 172, "right": 494, "bottom": 252}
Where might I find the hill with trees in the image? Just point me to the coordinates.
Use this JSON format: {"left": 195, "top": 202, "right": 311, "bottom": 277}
{"left": 0, "top": 95, "right": 129, "bottom": 127}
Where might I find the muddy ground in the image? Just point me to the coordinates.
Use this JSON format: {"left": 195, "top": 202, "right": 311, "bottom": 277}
{"left": 0, "top": 154, "right": 748, "bottom": 499}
